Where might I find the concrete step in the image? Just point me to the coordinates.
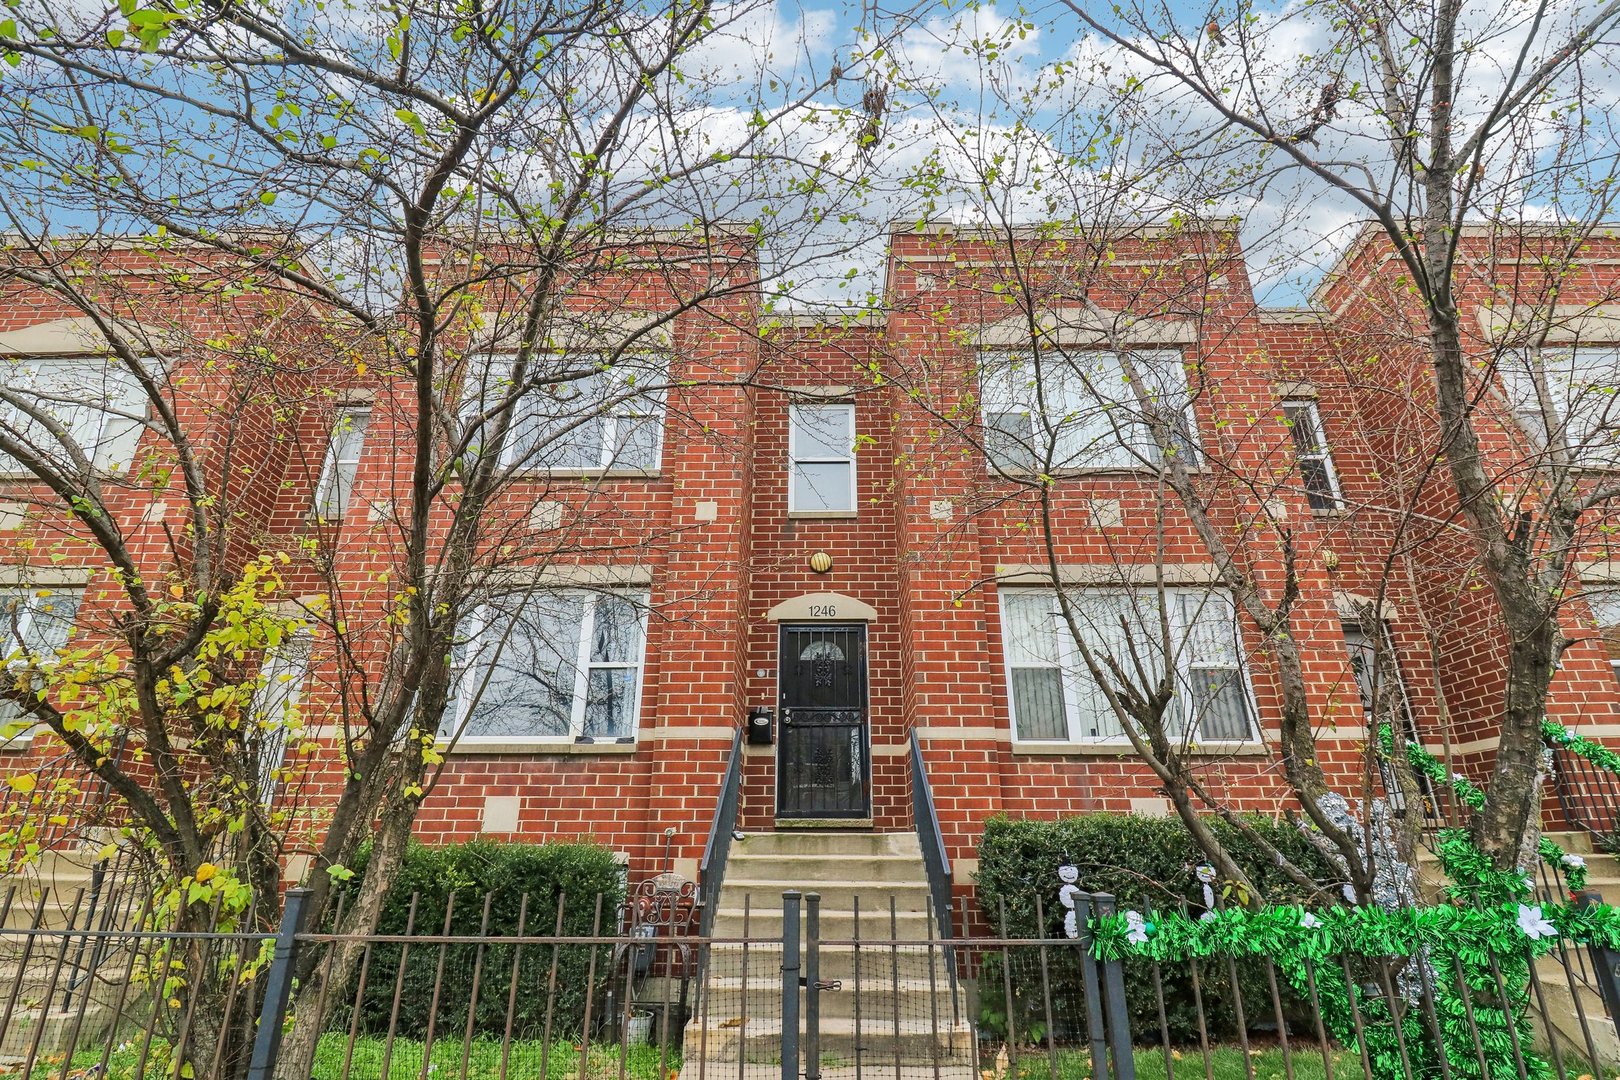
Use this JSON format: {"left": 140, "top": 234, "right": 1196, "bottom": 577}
{"left": 720, "top": 882, "right": 934, "bottom": 915}
{"left": 1533, "top": 972, "right": 1620, "bottom": 1066}
{"left": 697, "top": 1015, "right": 974, "bottom": 1061}
{"left": 734, "top": 833, "right": 921, "bottom": 857}
{"left": 678, "top": 1064, "right": 977, "bottom": 1080}
{"left": 704, "top": 943, "right": 950, "bottom": 983}
{"left": 0, "top": 1001, "right": 120, "bottom": 1065}
{"left": 710, "top": 907, "right": 935, "bottom": 940}
{"left": 727, "top": 852, "right": 929, "bottom": 885}
{"left": 702, "top": 975, "right": 967, "bottom": 1024}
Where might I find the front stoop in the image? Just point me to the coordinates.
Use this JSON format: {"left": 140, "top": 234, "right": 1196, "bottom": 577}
{"left": 1420, "top": 830, "right": 1620, "bottom": 1065}
{"left": 685, "top": 832, "right": 971, "bottom": 1077}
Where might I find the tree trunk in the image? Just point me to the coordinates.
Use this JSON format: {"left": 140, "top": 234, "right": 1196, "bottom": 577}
{"left": 271, "top": 797, "right": 418, "bottom": 1080}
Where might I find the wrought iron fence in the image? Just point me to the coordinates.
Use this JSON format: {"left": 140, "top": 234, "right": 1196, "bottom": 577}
{"left": 4, "top": 880, "right": 1620, "bottom": 1080}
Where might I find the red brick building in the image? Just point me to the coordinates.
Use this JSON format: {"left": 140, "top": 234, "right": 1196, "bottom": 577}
{"left": 3, "top": 224, "right": 1620, "bottom": 897}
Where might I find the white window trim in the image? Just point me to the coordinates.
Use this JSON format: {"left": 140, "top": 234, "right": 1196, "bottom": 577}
{"left": 253, "top": 628, "right": 313, "bottom": 807}
{"left": 1501, "top": 343, "right": 1620, "bottom": 468}
{"left": 1282, "top": 399, "right": 1344, "bottom": 511}
{"left": 1341, "top": 621, "right": 1415, "bottom": 724}
{"left": 0, "top": 357, "right": 149, "bottom": 477}
{"left": 443, "top": 589, "right": 650, "bottom": 746}
{"left": 999, "top": 587, "right": 1257, "bottom": 747}
{"left": 978, "top": 349, "right": 1201, "bottom": 475}
{"left": 475, "top": 353, "right": 667, "bottom": 475}
{"left": 0, "top": 582, "right": 86, "bottom": 750}
{"left": 787, "top": 402, "right": 858, "bottom": 515}
{"left": 312, "top": 407, "right": 371, "bottom": 520}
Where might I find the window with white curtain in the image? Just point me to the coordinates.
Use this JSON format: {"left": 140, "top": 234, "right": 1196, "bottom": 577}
{"left": 313, "top": 408, "right": 371, "bottom": 520}
{"left": 463, "top": 354, "right": 665, "bottom": 472}
{"left": 0, "top": 358, "right": 146, "bottom": 475}
{"left": 1499, "top": 345, "right": 1620, "bottom": 466}
{"left": 442, "top": 589, "right": 649, "bottom": 743}
{"left": 0, "top": 584, "right": 85, "bottom": 740}
{"left": 979, "top": 349, "right": 1199, "bottom": 472}
{"left": 252, "top": 629, "right": 313, "bottom": 806}
{"left": 999, "top": 587, "right": 1253, "bottom": 743}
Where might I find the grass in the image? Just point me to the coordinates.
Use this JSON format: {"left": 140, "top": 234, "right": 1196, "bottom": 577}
{"left": 1010, "top": 1046, "right": 1359, "bottom": 1080}
{"left": 26, "top": 1034, "right": 678, "bottom": 1080}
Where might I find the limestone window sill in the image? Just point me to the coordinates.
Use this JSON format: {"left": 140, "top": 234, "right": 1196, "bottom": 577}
{"left": 1011, "top": 740, "right": 1267, "bottom": 757}
{"left": 509, "top": 468, "right": 663, "bottom": 480}
{"left": 439, "top": 738, "right": 639, "bottom": 756}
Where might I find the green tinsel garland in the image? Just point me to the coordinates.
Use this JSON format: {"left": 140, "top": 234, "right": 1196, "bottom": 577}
{"left": 1092, "top": 896, "right": 1600, "bottom": 1080}
{"left": 1378, "top": 724, "right": 1592, "bottom": 893}
{"left": 1089, "top": 723, "right": 1620, "bottom": 1078}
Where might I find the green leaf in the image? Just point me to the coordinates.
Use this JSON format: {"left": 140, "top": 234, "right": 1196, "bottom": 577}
{"left": 106, "top": 28, "right": 125, "bottom": 46}
{"left": 259, "top": 191, "right": 277, "bottom": 206}
{"left": 394, "top": 108, "right": 425, "bottom": 138}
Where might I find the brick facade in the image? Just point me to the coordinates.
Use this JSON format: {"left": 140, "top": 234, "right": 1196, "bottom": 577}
{"left": 4, "top": 226, "right": 1620, "bottom": 892}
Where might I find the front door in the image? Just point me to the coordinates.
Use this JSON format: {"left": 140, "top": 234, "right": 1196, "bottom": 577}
{"left": 777, "top": 625, "right": 869, "bottom": 819}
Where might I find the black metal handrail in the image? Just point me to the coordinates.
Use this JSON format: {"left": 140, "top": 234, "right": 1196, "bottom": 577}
{"left": 696, "top": 728, "right": 743, "bottom": 938}
{"left": 1548, "top": 734, "right": 1620, "bottom": 842}
{"left": 909, "top": 731, "right": 953, "bottom": 943}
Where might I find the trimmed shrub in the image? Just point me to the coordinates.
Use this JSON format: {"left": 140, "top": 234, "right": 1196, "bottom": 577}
{"left": 332, "top": 839, "right": 626, "bottom": 1039}
{"left": 973, "top": 814, "right": 1340, "bottom": 1045}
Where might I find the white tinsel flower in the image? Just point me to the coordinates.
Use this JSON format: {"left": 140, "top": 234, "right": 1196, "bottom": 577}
{"left": 1199, "top": 910, "right": 1219, "bottom": 923}
{"left": 1123, "top": 910, "right": 1150, "bottom": 945}
{"left": 1300, "top": 912, "right": 1323, "bottom": 930}
{"left": 1516, "top": 904, "right": 1557, "bottom": 941}
{"left": 1195, "top": 864, "right": 1217, "bottom": 883}
{"left": 1562, "top": 853, "right": 1587, "bottom": 870}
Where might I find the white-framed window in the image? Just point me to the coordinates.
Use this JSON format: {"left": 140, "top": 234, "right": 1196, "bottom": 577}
{"left": 1500, "top": 345, "right": 1620, "bottom": 466}
{"left": 0, "top": 584, "right": 85, "bottom": 740}
{"left": 465, "top": 354, "right": 665, "bottom": 472}
{"left": 251, "top": 629, "right": 312, "bottom": 806}
{"left": 441, "top": 589, "right": 649, "bottom": 743}
{"left": 0, "top": 358, "right": 146, "bottom": 475}
{"left": 979, "top": 349, "right": 1199, "bottom": 472}
{"left": 788, "top": 403, "right": 857, "bottom": 513}
{"left": 1281, "top": 400, "right": 1343, "bottom": 510}
{"left": 313, "top": 408, "right": 371, "bottom": 520}
{"left": 999, "top": 587, "right": 1253, "bottom": 744}
{"left": 1583, "top": 588, "right": 1620, "bottom": 689}
{"left": 1342, "top": 622, "right": 1414, "bottom": 722}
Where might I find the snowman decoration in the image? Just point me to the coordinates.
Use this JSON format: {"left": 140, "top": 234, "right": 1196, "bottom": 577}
{"left": 1057, "top": 862, "right": 1082, "bottom": 938}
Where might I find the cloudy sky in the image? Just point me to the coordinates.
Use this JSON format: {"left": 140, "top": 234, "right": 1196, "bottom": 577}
{"left": 676, "top": 0, "right": 1620, "bottom": 307}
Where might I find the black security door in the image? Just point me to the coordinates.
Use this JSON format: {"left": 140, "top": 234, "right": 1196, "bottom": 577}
{"left": 777, "top": 625, "right": 869, "bottom": 818}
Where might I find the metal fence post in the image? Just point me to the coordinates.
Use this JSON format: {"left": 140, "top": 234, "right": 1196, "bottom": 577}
{"left": 781, "top": 890, "right": 801, "bottom": 1080}
{"left": 1578, "top": 890, "right": 1620, "bottom": 1021}
{"left": 1090, "top": 892, "right": 1137, "bottom": 1080}
{"left": 247, "top": 887, "right": 312, "bottom": 1080}
{"left": 804, "top": 893, "right": 821, "bottom": 1080}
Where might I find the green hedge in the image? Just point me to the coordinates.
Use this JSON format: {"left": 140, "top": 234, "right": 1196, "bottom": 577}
{"left": 973, "top": 814, "right": 1340, "bottom": 1045}
{"left": 333, "top": 839, "right": 627, "bottom": 1039}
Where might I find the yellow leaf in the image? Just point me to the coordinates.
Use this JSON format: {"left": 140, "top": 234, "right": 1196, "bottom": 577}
{"left": 7, "top": 774, "right": 35, "bottom": 793}
{"left": 195, "top": 862, "right": 218, "bottom": 883}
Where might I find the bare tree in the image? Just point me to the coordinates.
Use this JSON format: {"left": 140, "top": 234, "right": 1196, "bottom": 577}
{"left": 871, "top": 0, "right": 1620, "bottom": 896}
{"left": 0, "top": 0, "right": 904, "bottom": 1072}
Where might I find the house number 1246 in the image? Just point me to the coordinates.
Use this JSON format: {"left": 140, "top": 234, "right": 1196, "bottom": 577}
{"left": 809, "top": 604, "right": 837, "bottom": 618}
